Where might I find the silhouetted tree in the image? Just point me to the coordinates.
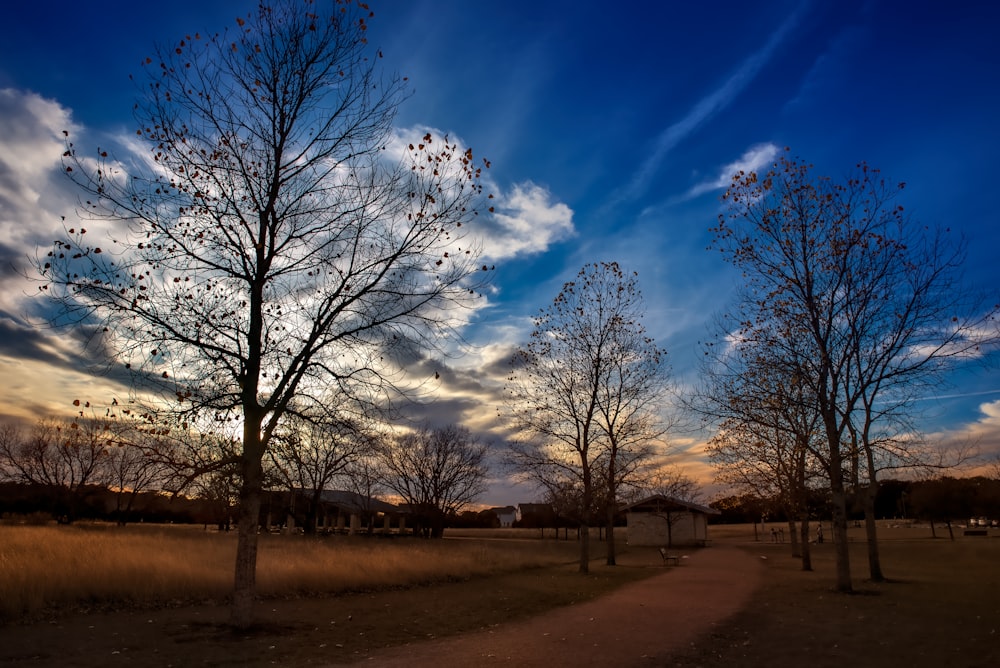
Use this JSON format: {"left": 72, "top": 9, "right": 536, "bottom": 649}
{"left": 0, "top": 418, "right": 109, "bottom": 522}
{"left": 713, "top": 150, "right": 999, "bottom": 590}
{"left": 505, "top": 262, "right": 668, "bottom": 572}
{"left": 378, "top": 424, "right": 488, "bottom": 538}
{"left": 42, "top": 0, "right": 490, "bottom": 627}
{"left": 268, "top": 410, "right": 368, "bottom": 533}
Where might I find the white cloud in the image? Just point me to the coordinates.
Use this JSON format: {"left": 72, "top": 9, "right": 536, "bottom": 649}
{"left": 687, "top": 143, "right": 781, "bottom": 198}
{"left": 953, "top": 400, "right": 1000, "bottom": 449}
{"left": 382, "top": 126, "right": 575, "bottom": 261}
{"left": 484, "top": 181, "right": 575, "bottom": 260}
{"left": 0, "top": 89, "right": 79, "bottom": 249}
{"left": 923, "top": 398, "right": 1000, "bottom": 474}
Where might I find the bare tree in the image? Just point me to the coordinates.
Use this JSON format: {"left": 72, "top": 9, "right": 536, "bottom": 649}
{"left": 505, "top": 262, "right": 667, "bottom": 572}
{"left": 0, "top": 417, "right": 110, "bottom": 522}
{"left": 698, "top": 330, "right": 825, "bottom": 569}
{"left": 104, "top": 423, "right": 169, "bottom": 525}
{"left": 378, "top": 424, "right": 489, "bottom": 537}
{"left": 713, "top": 150, "right": 1000, "bottom": 590}
{"left": 41, "top": 1, "right": 490, "bottom": 627}
{"left": 340, "top": 452, "right": 389, "bottom": 533}
{"left": 591, "top": 267, "right": 669, "bottom": 565}
{"left": 267, "top": 410, "right": 367, "bottom": 533}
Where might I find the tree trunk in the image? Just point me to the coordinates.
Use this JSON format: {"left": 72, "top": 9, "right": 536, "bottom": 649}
{"left": 578, "top": 463, "right": 591, "bottom": 573}
{"left": 231, "top": 481, "right": 262, "bottom": 629}
{"left": 798, "top": 515, "right": 812, "bottom": 571}
{"left": 823, "top": 407, "right": 853, "bottom": 592}
{"left": 830, "top": 492, "right": 852, "bottom": 591}
{"left": 605, "top": 503, "right": 617, "bottom": 566}
{"left": 829, "top": 475, "right": 853, "bottom": 592}
{"left": 231, "top": 422, "right": 265, "bottom": 629}
{"left": 786, "top": 519, "right": 799, "bottom": 558}
{"left": 863, "top": 484, "right": 884, "bottom": 582}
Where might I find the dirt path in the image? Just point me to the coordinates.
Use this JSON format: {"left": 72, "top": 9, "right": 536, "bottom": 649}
{"left": 359, "top": 546, "right": 763, "bottom": 667}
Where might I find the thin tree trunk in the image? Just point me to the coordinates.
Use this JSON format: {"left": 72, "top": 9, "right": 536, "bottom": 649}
{"left": 863, "top": 484, "right": 884, "bottom": 582}
{"left": 798, "top": 515, "right": 812, "bottom": 571}
{"left": 579, "top": 463, "right": 591, "bottom": 573}
{"left": 605, "top": 504, "right": 617, "bottom": 566}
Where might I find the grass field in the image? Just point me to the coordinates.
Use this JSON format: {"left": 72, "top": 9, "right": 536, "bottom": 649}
{"left": 1, "top": 521, "right": 998, "bottom": 666}
{"left": 0, "top": 523, "right": 592, "bottom": 621}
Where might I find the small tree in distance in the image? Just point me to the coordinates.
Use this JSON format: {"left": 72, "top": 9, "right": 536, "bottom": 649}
{"left": 505, "top": 261, "right": 668, "bottom": 572}
{"left": 378, "top": 424, "right": 489, "bottom": 537}
{"left": 40, "top": 0, "right": 491, "bottom": 627}
{"left": 267, "top": 410, "right": 367, "bottom": 534}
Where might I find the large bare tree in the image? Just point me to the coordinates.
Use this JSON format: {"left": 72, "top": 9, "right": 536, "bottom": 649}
{"left": 712, "top": 151, "right": 999, "bottom": 591}
{"left": 505, "top": 262, "right": 668, "bottom": 571}
{"left": 41, "top": 0, "right": 490, "bottom": 626}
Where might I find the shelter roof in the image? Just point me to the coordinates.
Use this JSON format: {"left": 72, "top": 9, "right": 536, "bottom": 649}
{"left": 619, "top": 494, "right": 720, "bottom": 516}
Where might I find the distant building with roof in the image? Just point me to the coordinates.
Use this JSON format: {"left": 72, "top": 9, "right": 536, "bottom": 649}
{"left": 620, "top": 494, "right": 721, "bottom": 548}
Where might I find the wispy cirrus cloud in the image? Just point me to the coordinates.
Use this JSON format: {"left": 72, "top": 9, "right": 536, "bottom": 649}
{"left": 686, "top": 143, "right": 781, "bottom": 199}
{"left": 608, "top": 5, "right": 809, "bottom": 209}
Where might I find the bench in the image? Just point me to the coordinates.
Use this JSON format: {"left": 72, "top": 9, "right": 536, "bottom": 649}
{"left": 658, "top": 547, "right": 680, "bottom": 566}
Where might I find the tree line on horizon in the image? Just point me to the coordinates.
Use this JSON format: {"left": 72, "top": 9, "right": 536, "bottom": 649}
{"left": 0, "top": 416, "right": 491, "bottom": 537}
{"left": 711, "top": 474, "right": 1000, "bottom": 535}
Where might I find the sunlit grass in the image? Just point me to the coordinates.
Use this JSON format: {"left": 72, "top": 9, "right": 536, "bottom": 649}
{"left": 0, "top": 524, "right": 580, "bottom": 621}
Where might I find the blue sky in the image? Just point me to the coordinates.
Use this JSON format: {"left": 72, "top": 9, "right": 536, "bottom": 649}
{"left": 1, "top": 0, "right": 999, "bottom": 504}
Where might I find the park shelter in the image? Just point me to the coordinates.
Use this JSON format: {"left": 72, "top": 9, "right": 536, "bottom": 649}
{"left": 318, "top": 490, "right": 406, "bottom": 534}
{"left": 620, "top": 494, "right": 720, "bottom": 547}
{"left": 266, "top": 489, "right": 406, "bottom": 534}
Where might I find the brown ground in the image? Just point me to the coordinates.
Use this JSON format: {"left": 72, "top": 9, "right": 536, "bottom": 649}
{"left": 7, "top": 524, "right": 999, "bottom": 667}
{"left": 0, "top": 545, "right": 761, "bottom": 667}
{"left": 365, "top": 545, "right": 762, "bottom": 667}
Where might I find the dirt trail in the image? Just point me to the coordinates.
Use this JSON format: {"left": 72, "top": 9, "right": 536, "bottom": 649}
{"left": 359, "top": 546, "right": 763, "bottom": 667}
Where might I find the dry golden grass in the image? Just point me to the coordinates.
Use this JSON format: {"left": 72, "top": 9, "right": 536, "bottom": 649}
{"left": 0, "top": 523, "right": 582, "bottom": 621}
